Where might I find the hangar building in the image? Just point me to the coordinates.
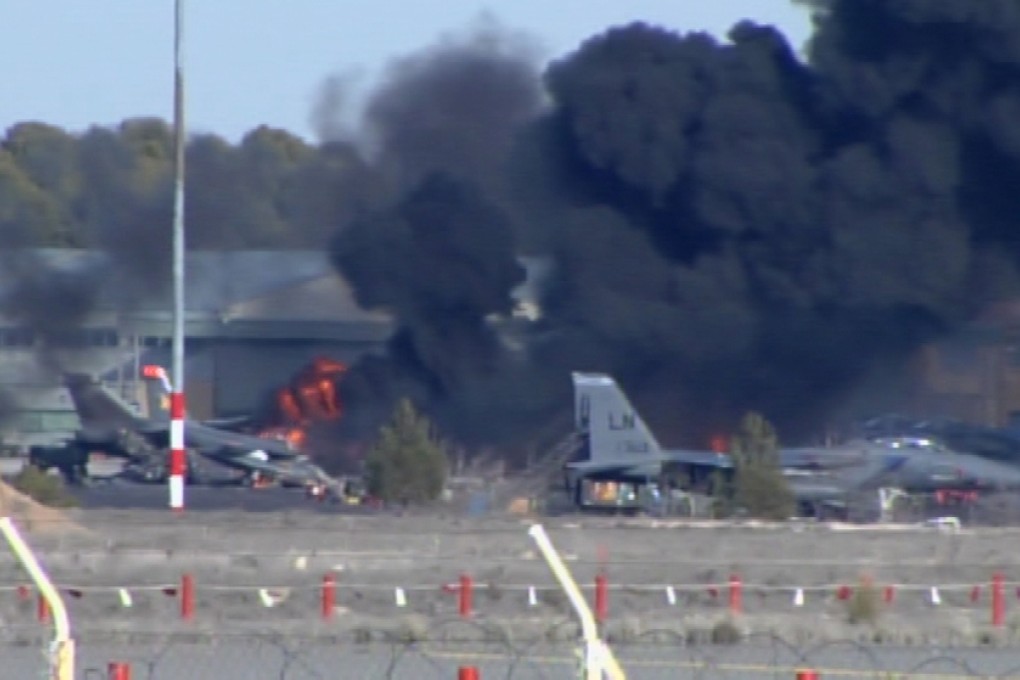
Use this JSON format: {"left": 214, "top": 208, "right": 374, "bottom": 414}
{"left": 0, "top": 249, "right": 549, "bottom": 450}
{"left": 0, "top": 249, "right": 393, "bottom": 449}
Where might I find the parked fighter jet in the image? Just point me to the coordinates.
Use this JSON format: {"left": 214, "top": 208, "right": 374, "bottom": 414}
{"left": 60, "top": 368, "right": 338, "bottom": 496}
{"left": 565, "top": 372, "right": 1020, "bottom": 517}
{"left": 859, "top": 414, "right": 1020, "bottom": 466}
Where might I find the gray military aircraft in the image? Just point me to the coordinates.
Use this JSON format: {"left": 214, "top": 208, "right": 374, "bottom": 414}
{"left": 564, "top": 372, "right": 1020, "bottom": 517}
{"left": 59, "top": 368, "right": 339, "bottom": 496}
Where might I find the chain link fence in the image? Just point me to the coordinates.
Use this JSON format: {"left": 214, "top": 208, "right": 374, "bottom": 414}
{"left": 6, "top": 623, "right": 1020, "bottom": 679}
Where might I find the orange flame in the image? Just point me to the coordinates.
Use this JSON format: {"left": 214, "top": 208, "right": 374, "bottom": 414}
{"left": 262, "top": 357, "right": 348, "bottom": 452}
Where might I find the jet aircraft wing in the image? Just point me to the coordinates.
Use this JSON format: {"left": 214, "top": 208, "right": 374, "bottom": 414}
{"left": 62, "top": 371, "right": 334, "bottom": 489}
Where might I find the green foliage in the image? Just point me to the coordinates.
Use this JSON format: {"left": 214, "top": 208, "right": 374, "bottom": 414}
{"left": 9, "top": 465, "right": 78, "bottom": 508}
{"left": 710, "top": 619, "right": 742, "bottom": 645}
{"left": 364, "top": 399, "right": 448, "bottom": 505}
{"left": 846, "top": 579, "right": 882, "bottom": 625}
{"left": 0, "top": 118, "right": 351, "bottom": 249}
{"left": 724, "top": 412, "right": 795, "bottom": 521}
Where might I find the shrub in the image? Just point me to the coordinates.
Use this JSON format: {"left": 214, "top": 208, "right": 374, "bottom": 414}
{"left": 729, "top": 412, "right": 795, "bottom": 520}
{"left": 9, "top": 465, "right": 78, "bottom": 508}
{"left": 364, "top": 399, "right": 448, "bottom": 506}
{"left": 710, "top": 619, "right": 742, "bottom": 645}
{"left": 846, "top": 580, "right": 882, "bottom": 625}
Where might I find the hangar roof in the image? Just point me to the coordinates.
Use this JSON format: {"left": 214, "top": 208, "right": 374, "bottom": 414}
{"left": 0, "top": 249, "right": 335, "bottom": 312}
{"left": 0, "top": 249, "right": 551, "bottom": 341}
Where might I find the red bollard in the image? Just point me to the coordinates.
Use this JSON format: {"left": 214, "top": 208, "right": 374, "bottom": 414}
{"left": 181, "top": 573, "right": 194, "bottom": 621}
{"left": 458, "top": 667, "right": 480, "bottom": 680}
{"left": 795, "top": 670, "right": 819, "bottom": 680}
{"left": 108, "top": 662, "right": 132, "bottom": 680}
{"left": 458, "top": 573, "right": 473, "bottom": 618}
{"left": 729, "top": 574, "right": 743, "bottom": 616}
{"left": 36, "top": 592, "right": 49, "bottom": 623}
{"left": 322, "top": 573, "right": 336, "bottom": 620}
{"left": 993, "top": 572, "right": 1005, "bottom": 628}
{"left": 594, "top": 572, "right": 608, "bottom": 624}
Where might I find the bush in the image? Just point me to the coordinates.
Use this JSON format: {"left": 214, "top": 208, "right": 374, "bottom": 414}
{"left": 846, "top": 579, "right": 882, "bottom": 625}
{"left": 364, "top": 399, "right": 448, "bottom": 506}
{"left": 710, "top": 619, "right": 742, "bottom": 645}
{"left": 9, "top": 465, "right": 78, "bottom": 508}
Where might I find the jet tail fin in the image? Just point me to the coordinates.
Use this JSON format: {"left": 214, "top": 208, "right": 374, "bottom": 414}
{"left": 572, "top": 372, "right": 663, "bottom": 460}
{"left": 64, "top": 373, "right": 145, "bottom": 430}
{"left": 140, "top": 365, "right": 173, "bottom": 422}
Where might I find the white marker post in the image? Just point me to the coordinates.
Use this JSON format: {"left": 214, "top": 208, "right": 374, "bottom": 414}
{"left": 528, "top": 524, "right": 626, "bottom": 680}
{"left": 0, "top": 517, "right": 74, "bottom": 679}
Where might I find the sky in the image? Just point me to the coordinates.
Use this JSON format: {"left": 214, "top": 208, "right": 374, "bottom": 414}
{"left": 1, "top": 1, "right": 814, "bottom": 144}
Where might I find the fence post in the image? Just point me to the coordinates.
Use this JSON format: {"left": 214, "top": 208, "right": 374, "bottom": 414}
{"left": 108, "top": 661, "right": 132, "bottom": 680}
{"left": 181, "top": 573, "right": 194, "bottom": 621}
{"left": 993, "top": 572, "right": 1005, "bottom": 628}
{"left": 729, "top": 574, "right": 743, "bottom": 616}
{"left": 594, "top": 572, "right": 608, "bottom": 624}
{"left": 322, "top": 573, "right": 336, "bottom": 620}
{"left": 459, "top": 573, "right": 473, "bottom": 618}
{"left": 37, "top": 591, "right": 50, "bottom": 623}
{"left": 458, "top": 667, "right": 480, "bottom": 680}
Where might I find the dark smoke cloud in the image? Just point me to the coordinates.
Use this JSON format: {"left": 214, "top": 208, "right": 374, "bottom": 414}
{"left": 527, "top": 3, "right": 1020, "bottom": 440}
{"left": 310, "top": 71, "right": 362, "bottom": 144}
{"left": 75, "top": 121, "right": 173, "bottom": 297}
{"left": 0, "top": 119, "right": 176, "bottom": 378}
{"left": 323, "top": 1, "right": 1020, "bottom": 456}
{"left": 358, "top": 18, "right": 545, "bottom": 191}
{"left": 330, "top": 172, "right": 526, "bottom": 439}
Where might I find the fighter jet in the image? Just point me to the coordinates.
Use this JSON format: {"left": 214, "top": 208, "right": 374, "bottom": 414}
{"left": 564, "top": 372, "right": 1020, "bottom": 517}
{"left": 59, "top": 367, "right": 339, "bottom": 496}
{"left": 859, "top": 414, "right": 1020, "bottom": 466}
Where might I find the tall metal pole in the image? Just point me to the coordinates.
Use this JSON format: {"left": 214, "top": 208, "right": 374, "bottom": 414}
{"left": 169, "top": 0, "right": 187, "bottom": 512}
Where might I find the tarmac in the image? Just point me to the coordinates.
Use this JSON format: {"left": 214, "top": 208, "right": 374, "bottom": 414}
{"left": 1, "top": 482, "right": 1019, "bottom": 676}
{"left": 0, "top": 482, "right": 1017, "bottom": 646}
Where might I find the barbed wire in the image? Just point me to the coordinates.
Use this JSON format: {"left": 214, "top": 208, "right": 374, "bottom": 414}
{"left": 6, "top": 622, "right": 1020, "bottom": 679}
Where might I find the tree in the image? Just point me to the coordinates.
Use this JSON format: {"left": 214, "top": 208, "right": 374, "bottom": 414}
{"left": 727, "top": 411, "right": 795, "bottom": 521}
{"left": 364, "top": 398, "right": 448, "bottom": 505}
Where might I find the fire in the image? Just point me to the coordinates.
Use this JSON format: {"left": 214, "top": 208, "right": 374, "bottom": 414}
{"left": 258, "top": 357, "right": 347, "bottom": 451}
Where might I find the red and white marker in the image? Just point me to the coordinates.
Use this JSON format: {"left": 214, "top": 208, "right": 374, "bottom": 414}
{"left": 169, "top": 391, "right": 186, "bottom": 511}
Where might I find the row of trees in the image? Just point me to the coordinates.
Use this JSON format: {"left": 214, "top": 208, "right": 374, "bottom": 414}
{"left": 0, "top": 120, "right": 373, "bottom": 249}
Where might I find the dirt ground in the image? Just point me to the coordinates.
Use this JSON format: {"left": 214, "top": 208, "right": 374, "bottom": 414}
{"left": 3, "top": 500, "right": 1020, "bottom": 646}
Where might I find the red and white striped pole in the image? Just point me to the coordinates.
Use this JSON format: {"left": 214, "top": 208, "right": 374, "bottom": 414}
{"left": 169, "top": 0, "right": 187, "bottom": 514}
{"left": 169, "top": 392, "right": 186, "bottom": 512}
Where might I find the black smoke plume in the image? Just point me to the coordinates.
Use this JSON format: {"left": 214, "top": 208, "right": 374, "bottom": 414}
{"left": 325, "top": 0, "right": 1020, "bottom": 457}
{"left": 0, "top": 120, "right": 175, "bottom": 373}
